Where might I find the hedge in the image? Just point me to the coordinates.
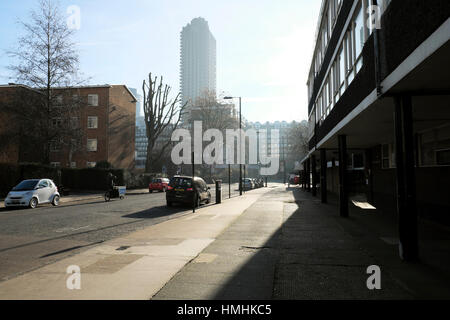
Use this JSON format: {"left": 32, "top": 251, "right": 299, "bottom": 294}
{"left": 0, "top": 163, "right": 126, "bottom": 197}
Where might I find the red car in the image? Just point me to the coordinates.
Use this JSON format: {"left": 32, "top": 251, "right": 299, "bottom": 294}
{"left": 149, "top": 178, "right": 170, "bottom": 193}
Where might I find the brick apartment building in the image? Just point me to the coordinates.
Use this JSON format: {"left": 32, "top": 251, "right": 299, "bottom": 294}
{"left": 0, "top": 84, "right": 136, "bottom": 169}
{"left": 302, "top": 0, "right": 450, "bottom": 261}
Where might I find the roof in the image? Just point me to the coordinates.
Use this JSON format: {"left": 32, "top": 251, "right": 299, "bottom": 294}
{"left": 1, "top": 84, "right": 137, "bottom": 103}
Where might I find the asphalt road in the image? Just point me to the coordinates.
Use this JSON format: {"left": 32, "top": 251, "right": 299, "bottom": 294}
{"left": 0, "top": 183, "right": 244, "bottom": 282}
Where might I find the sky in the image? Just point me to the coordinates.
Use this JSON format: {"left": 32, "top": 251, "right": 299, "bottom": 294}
{"left": 0, "top": 0, "right": 322, "bottom": 122}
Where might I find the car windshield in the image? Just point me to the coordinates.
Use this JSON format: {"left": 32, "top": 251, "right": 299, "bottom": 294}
{"left": 152, "top": 179, "right": 161, "bottom": 183}
{"left": 12, "top": 180, "right": 39, "bottom": 191}
{"left": 170, "top": 177, "right": 192, "bottom": 188}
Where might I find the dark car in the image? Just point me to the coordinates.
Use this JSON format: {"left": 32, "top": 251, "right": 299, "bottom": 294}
{"left": 166, "top": 176, "right": 211, "bottom": 207}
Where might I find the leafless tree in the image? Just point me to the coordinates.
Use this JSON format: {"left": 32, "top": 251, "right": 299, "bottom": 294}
{"left": 142, "top": 73, "right": 187, "bottom": 173}
{"left": 186, "top": 89, "right": 240, "bottom": 181}
{"left": 5, "top": 0, "right": 85, "bottom": 164}
{"left": 190, "top": 89, "right": 239, "bottom": 132}
{"left": 287, "top": 120, "right": 309, "bottom": 162}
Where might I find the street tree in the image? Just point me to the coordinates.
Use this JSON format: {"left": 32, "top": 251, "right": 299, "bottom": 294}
{"left": 186, "top": 89, "right": 240, "bottom": 182}
{"left": 142, "top": 73, "right": 187, "bottom": 173}
{"left": 190, "top": 89, "right": 239, "bottom": 132}
{"left": 5, "top": 0, "right": 85, "bottom": 164}
{"left": 287, "top": 120, "right": 309, "bottom": 165}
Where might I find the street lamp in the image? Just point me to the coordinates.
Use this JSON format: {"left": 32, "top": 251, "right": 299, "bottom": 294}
{"left": 224, "top": 96, "right": 242, "bottom": 196}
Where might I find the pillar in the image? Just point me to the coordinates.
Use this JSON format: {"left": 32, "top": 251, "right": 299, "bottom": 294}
{"left": 394, "top": 95, "right": 418, "bottom": 261}
{"left": 338, "top": 135, "right": 349, "bottom": 217}
{"left": 320, "top": 149, "right": 327, "bottom": 203}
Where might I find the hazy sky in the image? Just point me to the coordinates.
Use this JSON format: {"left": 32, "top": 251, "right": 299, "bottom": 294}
{"left": 0, "top": 0, "right": 322, "bottom": 122}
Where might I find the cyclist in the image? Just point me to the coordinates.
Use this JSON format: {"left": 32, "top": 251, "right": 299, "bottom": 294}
{"left": 105, "top": 172, "right": 117, "bottom": 201}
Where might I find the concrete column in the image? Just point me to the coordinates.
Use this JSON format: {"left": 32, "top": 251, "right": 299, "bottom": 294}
{"left": 306, "top": 158, "right": 311, "bottom": 192}
{"left": 311, "top": 155, "right": 317, "bottom": 197}
{"left": 320, "top": 149, "right": 327, "bottom": 203}
{"left": 394, "top": 95, "right": 418, "bottom": 261}
{"left": 338, "top": 135, "right": 349, "bottom": 217}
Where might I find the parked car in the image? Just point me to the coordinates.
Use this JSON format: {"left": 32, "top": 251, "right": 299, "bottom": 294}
{"left": 242, "top": 178, "right": 254, "bottom": 190}
{"left": 4, "top": 179, "right": 60, "bottom": 209}
{"left": 289, "top": 174, "right": 300, "bottom": 185}
{"left": 166, "top": 176, "right": 211, "bottom": 207}
{"left": 255, "top": 178, "right": 265, "bottom": 188}
{"left": 149, "top": 178, "right": 170, "bottom": 193}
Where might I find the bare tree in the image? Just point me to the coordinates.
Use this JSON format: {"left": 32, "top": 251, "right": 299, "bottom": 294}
{"left": 190, "top": 89, "right": 239, "bottom": 132}
{"left": 5, "top": 0, "right": 84, "bottom": 164}
{"left": 287, "top": 120, "right": 309, "bottom": 162}
{"left": 142, "top": 73, "right": 187, "bottom": 173}
{"left": 186, "top": 89, "right": 239, "bottom": 181}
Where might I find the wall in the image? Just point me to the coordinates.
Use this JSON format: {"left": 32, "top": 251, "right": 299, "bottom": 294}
{"left": 108, "top": 85, "right": 136, "bottom": 169}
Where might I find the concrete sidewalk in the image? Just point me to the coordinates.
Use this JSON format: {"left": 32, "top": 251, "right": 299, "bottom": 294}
{"left": 2, "top": 184, "right": 449, "bottom": 300}
{"left": 0, "top": 186, "right": 274, "bottom": 299}
{"left": 153, "top": 186, "right": 450, "bottom": 300}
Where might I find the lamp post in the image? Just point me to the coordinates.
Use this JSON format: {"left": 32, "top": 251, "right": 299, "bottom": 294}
{"left": 224, "top": 96, "right": 242, "bottom": 196}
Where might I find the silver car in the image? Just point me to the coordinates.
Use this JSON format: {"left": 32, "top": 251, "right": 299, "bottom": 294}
{"left": 242, "top": 178, "right": 254, "bottom": 190}
{"left": 5, "top": 179, "right": 60, "bottom": 209}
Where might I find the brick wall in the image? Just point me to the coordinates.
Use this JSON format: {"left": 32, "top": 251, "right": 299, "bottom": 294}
{"left": 108, "top": 85, "right": 136, "bottom": 169}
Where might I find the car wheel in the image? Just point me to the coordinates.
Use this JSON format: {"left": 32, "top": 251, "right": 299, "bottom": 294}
{"left": 52, "top": 195, "right": 60, "bottom": 206}
{"left": 29, "top": 197, "right": 38, "bottom": 209}
{"left": 167, "top": 201, "right": 172, "bottom": 207}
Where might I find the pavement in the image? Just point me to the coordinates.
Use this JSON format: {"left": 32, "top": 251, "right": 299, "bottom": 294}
{"left": 0, "top": 185, "right": 271, "bottom": 299}
{"left": 1, "top": 184, "right": 450, "bottom": 299}
{"left": 153, "top": 186, "right": 450, "bottom": 300}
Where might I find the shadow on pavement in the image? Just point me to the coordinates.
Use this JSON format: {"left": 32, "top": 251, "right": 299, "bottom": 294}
{"left": 205, "top": 187, "right": 450, "bottom": 300}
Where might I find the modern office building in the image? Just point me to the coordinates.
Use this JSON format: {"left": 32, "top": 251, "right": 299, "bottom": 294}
{"left": 302, "top": 0, "right": 450, "bottom": 261}
{"left": 180, "top": 17, "right": 217, "bottom": 110}
{"left": 129, "top": 87, "right": 143, "bottom": 120}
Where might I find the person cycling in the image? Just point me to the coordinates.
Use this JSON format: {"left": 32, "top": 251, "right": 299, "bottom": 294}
{"left": 105, "top": 172, "right": 117, "bottom": 201}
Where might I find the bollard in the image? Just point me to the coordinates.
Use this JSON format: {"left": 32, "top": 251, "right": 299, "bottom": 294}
{"left": 215, "top": 180, "right": 222, "bottom": 204}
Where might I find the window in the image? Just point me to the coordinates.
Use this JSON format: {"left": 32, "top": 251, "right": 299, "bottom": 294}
{"left": 338, "top": 46, "right": 346, "bottom": 95}
{"left": 88, "top": 94, "right": 99, "bottom": 106}
{"left": 86, "top": 162, "right": 96, "bottom": 168}
{"left": 87, "top": 116, "right": 98, "bottom": 129}
{"left": 38, "top": 180, "right": 49, "bottom": 188}
{"left": 70, "top": 117, "right": 79, "bottom": 129}
{"left": 354, "top": 6, "right": 365, "bottom": 59}
{"left": 50, "top": 162, "right": 61, "bottom": 168}
{"left": 352, "top": 153, "right": 364, "bottom": 169}
{"left": 419, "top": 125, "right": 450, "bottom": 166}
{"left": 346, "top": 30, "right": 355, "bottom": 85}
{"left": 87, "top": 139, "right": 97, "bottom": 152}
{"left": 54, "top": 95, "right": 63, "bottom": 107}
{"left": 50, "top": 139, "right": 62, "bottom": 152}
{"left": 381, "top": 144, "right": 395, "bottom": 169}
{"left": 52, "top": 117, "right": 63, "bottom": 128}
{"left": 436, "top": 150, "right": 450, "bottom": 166}
{"left": 328, "top": 73, "right": 334, "bottom": 111}
{"left": 70, "top": 162, "right": 77, "bottom": 168}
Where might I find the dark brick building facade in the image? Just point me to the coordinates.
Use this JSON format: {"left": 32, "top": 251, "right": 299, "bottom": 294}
{"left": 302, "top": 0, "right": 450, "bottom": 261}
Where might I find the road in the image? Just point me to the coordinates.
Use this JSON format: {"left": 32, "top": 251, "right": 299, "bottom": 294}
{"left": 0, "top": 183, "right": 242, "bottom": 282}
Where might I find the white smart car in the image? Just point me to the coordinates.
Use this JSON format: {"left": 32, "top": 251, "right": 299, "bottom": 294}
{"left": 5, "top": 179, "right": 60, "bottom": 209}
